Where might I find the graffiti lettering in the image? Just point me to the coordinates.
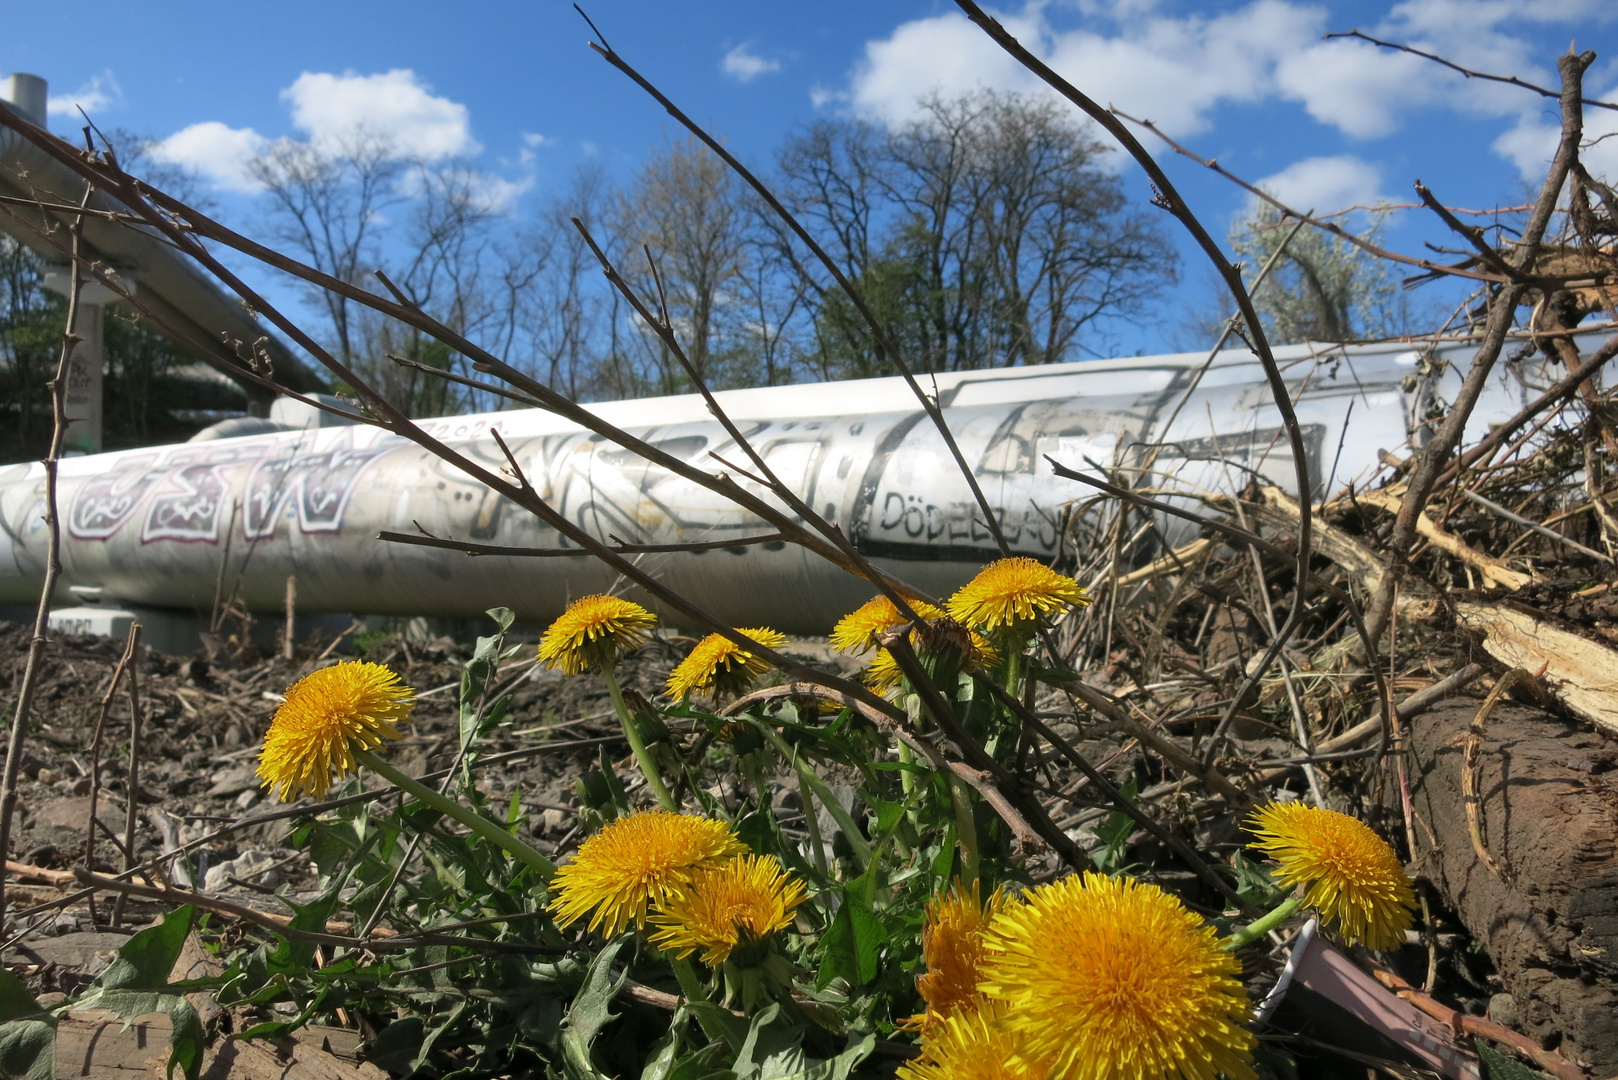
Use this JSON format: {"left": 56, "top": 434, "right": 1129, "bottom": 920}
{"left": 68, "top": 454, "right": 161, "bottom": 539}
{"left": 142, "top": 447, "right": 262, "bottom": 543}
{"left": 244, "top": 435, "right": 392, "bottom": 539}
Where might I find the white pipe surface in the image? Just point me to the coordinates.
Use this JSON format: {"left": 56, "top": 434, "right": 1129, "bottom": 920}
{"left": 0, "top": 338, "right": 1588, "bottom": 632}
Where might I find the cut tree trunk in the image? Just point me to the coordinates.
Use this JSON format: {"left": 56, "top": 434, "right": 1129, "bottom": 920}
{"left": 1406, "top": 700, "right": 1618, "bottom": 1071}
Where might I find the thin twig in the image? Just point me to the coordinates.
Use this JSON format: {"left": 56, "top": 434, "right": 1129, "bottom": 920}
{"left": 84, "top": 622, "right": 141, "bottom": 925}
{"left": 0, "top": 178, "right": 93, "bottom": 932}
{"left": 1324, "top": 30, "right": 1618, "bottom": 113}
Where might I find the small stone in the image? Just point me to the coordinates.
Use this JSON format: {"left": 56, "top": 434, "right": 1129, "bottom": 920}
{"left": 35, "top": 768, "right": 58, "bottom": 785}
{"left": 1488, "top": 992, "right": 1520, "bottom": 1030}
{"left": 207, "top": 765, "right": 258, "bottom": 798}
{"left": 35, "top": 797, "right": 125, "bottom": 833}
{"left": 203, "top": 849, "right": 279, "bottom": 892}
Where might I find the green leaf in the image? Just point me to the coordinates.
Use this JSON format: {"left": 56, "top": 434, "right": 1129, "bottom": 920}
{"left": 596, "top": 744, "right": 632, "bottom": 816}
{"left": 1093, "top": 778, "right": 1138, "bottom": 875}
{"left": 0, "top": 969, "right": 54, "bottom": 1080}
{"left": 459, "top": 608, "right": 514, "bottom": 784}
{"left": 75, "top": 907, "right": 206, "bottom": 1080}
{"left": 561, "top": 938, "right": 627, "bottom": 1080}
{"left": 367, "top": 1017, "right": 425, "bottom": 1075}
{"left": 815, "top": 884, "right": 882, "bottom": 989}
{"left": 95, "top": 904, "right": 195, "bottom": 991}
{"left": 0, "top": 1018, "right": 55, "bottom": 1080}
{"left": 1477, "top": 1042, "right": 1549, "bottom": 1080}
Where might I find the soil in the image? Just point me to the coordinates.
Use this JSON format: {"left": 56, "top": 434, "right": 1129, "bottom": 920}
{"left": 0, "top": 620, "right": 757, "bottom": 984}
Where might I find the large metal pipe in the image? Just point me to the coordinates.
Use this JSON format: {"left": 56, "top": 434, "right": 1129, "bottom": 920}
{"left": 0, "top": 339, "right": 1595, "bottom": 633}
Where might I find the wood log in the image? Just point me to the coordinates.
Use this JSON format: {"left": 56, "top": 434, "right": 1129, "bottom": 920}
{"left": 1406, "top": 701, "right": 1618, "bottom": 1071}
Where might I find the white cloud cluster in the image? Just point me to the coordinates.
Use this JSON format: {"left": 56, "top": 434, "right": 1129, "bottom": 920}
{"left": 282, "top": 69, "right": 476, "bottom": 159}
{"left": 841, "top": 0, "right": 1617, "bottom": 190}
{"left": 1253, "top": 155, "right": 1390, "bottom": 215}
{"left": 148, "top": 121, "right": 267, "bottom": 192}
{"left": 722, "top": 44, "right": 782, "bottom": 83}
{"left": 47, "top": 71, "right": 123, "bottom": 122}
{"left": 151, "top": 69, "right": 481, "bottom": 194}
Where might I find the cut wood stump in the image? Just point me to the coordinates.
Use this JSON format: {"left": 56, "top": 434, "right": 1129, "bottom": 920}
{"left": 1406, "top": 701, "right": 1618, "bottom": 1071}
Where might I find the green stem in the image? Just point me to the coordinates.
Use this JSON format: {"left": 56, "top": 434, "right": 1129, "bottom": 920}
{"left": 799, "top": 771, "right": 828, "bottom": 876}
{"left": 751, "top": 723, "right": 872, "bottom": 868}
{"left": 356, "top": 750, "right": 555, "bottom": 879}
{"left": 669, "top": 955, "right": 729, "bottom": 1045}
{"left": 948, "top": 774, "right": 980, "bottom": 884}
{"left": 1002, "top": 643, "right": 1022, "bottom": 700}
{"left": 1224, "top": 894, "right": 1305, "bottom": 951}
{"left": 601, "top": 665, "right": 677, "bottom": 811}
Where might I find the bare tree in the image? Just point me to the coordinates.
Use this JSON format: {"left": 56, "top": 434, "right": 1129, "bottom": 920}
{"left": 1230, "top": 204, "right": 1407, "bottom": 344}
{"left": 249, "top": 131, "right": 404, "bottom": 370}
{"left": 771, "top": 90, "right": 1175, "bottom": 379}
{"left": 613, "top": 135, "right": 753, "bottom": 392}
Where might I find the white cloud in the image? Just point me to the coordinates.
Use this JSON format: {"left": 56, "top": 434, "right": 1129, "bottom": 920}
{"left": 722, "top": 44, "right": 782, "bottom": 83}
{"left": 148, "top": 121, "right": 268, "bottom": 193}
{"left": 1493, "top": 79, "right": 1618, "bottom": 181}
{"left": 845, "top": 10, "right": 1045, "bottom": 126}
{"left": 846, "top": 2, "right": 1322, "bottom": 135}
{"left": 843, "top": 0, "right": 1610, "bottom": 170}
{"left": 281, "top": 69, "right": 476, "bottom": 160}
{"left": 521, "top": 131, "right": 556, "bottom": 148}
{"left": 1253, "top": 155, "right": 1391, "bottom": 215}
{"left": 465, "top": 173, "right": 532, "bottom": 213}
{"left": 47, "top": 71, "right": 123, "bottom": 121}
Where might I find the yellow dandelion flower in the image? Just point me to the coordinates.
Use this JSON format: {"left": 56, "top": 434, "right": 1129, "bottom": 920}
{"left": 830, "top": 595, "right": 946, "bottom": 654}
{"left": 538, "top": 594, "right": 658, "bottom": 674}
{"left": 648, "top": 854, "right": 808, "bottom": 965}
{"left": 548, "top": 811, "right": 747, "bottom": 938}
{"left": 979, "top": 872, "right": 1255, "bottom": 1080}
{"left": 864, "top": 631, "right": 1001, "bottom": 692}
{"left": 946, "top": 557, "right": 1088, "bottom": 632}
{"left": 900, "top": 1001, "right": 1049, "bottom": 1080}
{"left": 1246, "top": 802, "right": 1417, "bottom": 951}
{"left": 665, "top": 627, "right": 787, "bottom": 699}
{"left": 908, "top": 882, "right": 1013, "bottom": 1031}
{"left": 256, "top": 661, "right": 414, "bottom": 803}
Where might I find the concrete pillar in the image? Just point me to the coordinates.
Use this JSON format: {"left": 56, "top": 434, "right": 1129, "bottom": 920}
{"left": 0, "top": 73, "right": 47, "bottom": 127}
{"left": 42, "top": 268, "right": 127, "bottom": 456}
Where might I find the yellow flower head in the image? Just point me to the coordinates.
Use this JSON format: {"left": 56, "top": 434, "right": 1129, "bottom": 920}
{"left": 548, "top": 811, "right": 747, "bottom": 938}
{"left": 900, "top": 1001, "right": 1048, "bottom": 1080}
{"left": 908, "top": 882, "right": 1012, "bottom": 1031}
{"left": 649, "top": 854, "right": 808, "bottom": 965}
{"left": 538, "top": 594, "right": 658, "bottom": 674}
{"left": 979, "top": 872, "right": 1256, "bottom": 1080}
{"left": 1246, "top": 802, "right": 1417, "bottom": 951}
{"left": 865, "top": 631, "right": 1001, "bottom": 693}
{"left": 946, "top": 557, "right": 1089, "bottom": 632}
{"left": 665, "top": 627, "right": 787, "bottom": 699}
{"left": 257, "top": 661, "right": 414, "bottom": 802}
{"left": 830, "top": 595, "right": 946, "bottom": 655}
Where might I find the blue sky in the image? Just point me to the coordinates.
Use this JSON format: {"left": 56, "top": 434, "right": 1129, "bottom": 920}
{"left": 5, "top": 0, "right": 1616, "bottom": 362}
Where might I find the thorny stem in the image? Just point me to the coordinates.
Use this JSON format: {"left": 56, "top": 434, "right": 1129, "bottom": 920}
{"left": 355, "top": 750, "right": 557, "bottom": 880}
{"left": 0, "top": 179, "right": 93, "bottom": 932}
{"left": 1224, "top": 895, "right": 1304, "bottom": 951}
{"left": 600, "top": 666, "right": 677, "bottom": 811}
